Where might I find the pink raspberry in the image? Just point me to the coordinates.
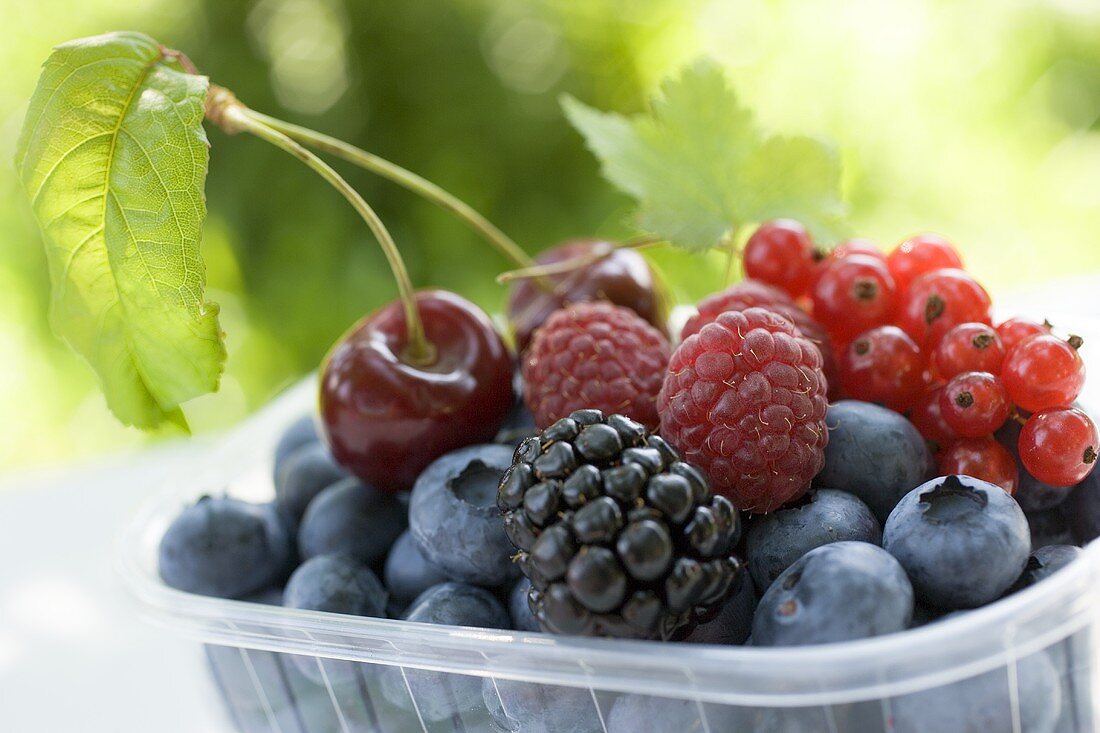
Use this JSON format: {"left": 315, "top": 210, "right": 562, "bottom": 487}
{"left": 659, "top": 307, "right": 829, "bottom": 512}
{"left": 523, "top": 302, "right": 670, "bottom": 429}
{"left": 682, "top": 279, "right": 840, "bottom": 400}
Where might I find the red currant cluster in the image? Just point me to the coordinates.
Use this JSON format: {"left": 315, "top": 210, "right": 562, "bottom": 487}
{"left": 744, "top": 220, "right": 1098, "bottom": 492}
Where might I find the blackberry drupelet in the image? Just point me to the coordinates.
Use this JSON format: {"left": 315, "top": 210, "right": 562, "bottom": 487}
{"left": 497, "top": 410, "right": 744, "bottom": 640}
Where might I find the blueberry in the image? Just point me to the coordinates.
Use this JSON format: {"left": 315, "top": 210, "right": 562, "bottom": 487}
{"left": 274, "top": 441, "right": 349, "bottom": 524}
{"left": 509, "top": 577, "right": 540, "bottom": 632}
{"left": 753, "top": 541, "right": 913, "bottom": 646}
{"left": 1064, "top": 468, "right": 1100, "bottom": 543}
{"left": 297, "top": 477, "right": 406, "bottom": 566}
{"left": 1027, "top": 507, "right": 1076, "bottom": 550}
{"left": 744, "top": 489, "right": 881, "bottom": 592}
{"left": 890, "top": 651, "right": 1061, "bottom": 733}
{"left": 816, "top": 401, "right": 934, "bottom": 522}
{"left": 483, "top": 677, "right": 608, "bottom": 733}
{"left": 908, "top": 603, "right": 948, "bottom": 628}
{"left": 284, "top": 554, "right": 387, "bottom": 616}
{"left": 884, "top": 475, "right": 1030, "bottom": 609}
{"left": 1008, "top": 545, "right": 1083, "bottom": 594}
{"left": 382, "top": 529, "right": 449, "bottom": 610}
{"left": 159, "top": 496, "right": 293, "bottom": 599}
{"left": 379, "top": 583, "right": 509, "bottom": 721}
{"left": 607, "top": 695, "right": 742, "bottom": 733}
{"left": 997, "top": 419, "right": 1073, "bottom": 511}
{"left": 409, "top": 444, "right": 519, "bottom": 587}
{"left": 273, "top": 413, "right": 320, "bottom": 478}
{"left": 684, "top": 570, "right": 756, "bottom": 645}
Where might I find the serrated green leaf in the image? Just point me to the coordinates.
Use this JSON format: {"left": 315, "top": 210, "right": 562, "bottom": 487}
{"left": 563, "top": 59, "right": 848, "bottom": 251}
{"left": 16, "top": 31, "right": 224, "bottom": 430}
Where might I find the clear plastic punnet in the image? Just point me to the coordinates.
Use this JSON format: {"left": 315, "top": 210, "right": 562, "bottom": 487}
{"left": 120, "top": 378, "right": 1100, "bottom": 733}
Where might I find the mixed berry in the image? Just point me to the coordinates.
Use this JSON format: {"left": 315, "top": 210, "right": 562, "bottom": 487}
{"left": 159, "top": 221, "right": 1099, "bottom": 668}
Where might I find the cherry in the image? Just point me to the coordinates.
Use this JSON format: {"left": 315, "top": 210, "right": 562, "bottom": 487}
{"left": 909, "top": 383, "right": 959, "bottom": 456}
{"left": 811, "top": 254, "right": 898, "bottom": 341}
{"left": 838, "top": 326, "right": 927, "bottom": 412}
{"left": 932, "top": 322, "right": 1005, "bottom": 379}
{"left": 939, "top": 372, "right": 1012, "bottom": 438}
{"left": 896, "top": 268, "right": 992, "bottom": 349}
{"left": 886, "top": 233, "right": 963, "bottom": 294}
{"left": 1001, "top": 333, "right": 1086, "bottom": 412}
{"left": 506, "top": 239, "right": 668, "bottom": 351}
{"left": 742, "top": 219, "right": 816, "bottom": 297}
{"left": 321, "top": 290, "right": 515, "bottom": 492}
{"left": 1018, "top": 407, "right": 1099, "bottom": 487}
{"left": 939, "top": 436, "right": 1019, "bottom": 495}
{"left": 996, "top": 317, "right": 1050, "bottom": 353}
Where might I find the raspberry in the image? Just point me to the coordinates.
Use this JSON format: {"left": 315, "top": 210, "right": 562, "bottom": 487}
{"left": 523, "top": 302, "right": 670, "bottom": 430}
{"left": 659, "top": 307, "right": 829, "bottom": 512}
{"left": 497, "top": 410, "right": 743, "bottom": 639}
{"left": 682, "top": 279, "right": 841, "bottom": 400}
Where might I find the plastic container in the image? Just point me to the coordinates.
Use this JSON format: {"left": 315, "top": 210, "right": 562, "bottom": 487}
{"left": 121, "top": 377, "right": 1099, "bottom": 733}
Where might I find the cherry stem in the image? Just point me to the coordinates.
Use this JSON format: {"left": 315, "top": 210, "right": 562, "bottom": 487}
{"left": 241, "top": 110, "right": 547, "bottom": 285}
{"left": 206, "top": 86, "right": 435, "bottom": 366}
{"left": 494, "top": 235, "right": 664, "bottom": 284}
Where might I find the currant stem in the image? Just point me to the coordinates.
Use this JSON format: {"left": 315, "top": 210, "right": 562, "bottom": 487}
{"left": 210, "top": 89, "right": 435, "bottom": 365}
{"left": 242, "top": 109, "right": 541, "bottom": 275}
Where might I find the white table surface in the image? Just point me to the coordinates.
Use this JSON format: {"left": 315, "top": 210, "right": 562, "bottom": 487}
{"left": 3, "top": 273, "right": 1100, "bottom": 733}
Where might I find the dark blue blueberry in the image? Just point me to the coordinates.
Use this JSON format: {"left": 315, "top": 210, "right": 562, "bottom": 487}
{"left": 908, "top": 603, "right": 948, "bottom": 628}
{"left": 884, "top": 475, "right": 1030, "bottom": 609}
{"left": 1008, "top": 544, "right": 1083, "bottom": 594}
{"left": 815, "top": 401, "right": 934, "bottom": 522}
{"left": 298, "top": 477, "right": 406, "bottom": 566}
{"left": 273, "top": 414, "right": 320, "bottom": 479}
{"left": 752, "top": 541, "right": 913, "bottom": 646}
{"left": 379, "top": 583, "right": 509, "bottom": 721}
{"left": 382, "top": 529, "right": 449, "bottom": 609}
{"left": 284, "top": 554, "right": 387, "bottom": 616}
{"left": 744, "top": 489, "right": 881, "bottom": 592}
{"left": 997, "top": 419, "right": 1074, "bottom": 511}
{"left": 509, "top": 577, "right": 541, "bottom": 632}
{"left": 608, "top": 695, "right": 742, "bottom": 733}
{"left": 1064, "top": 468, "right": 1100, "bottom": 544}
{"left": 283, "top": 554, "right": 389, "bottom": 687}
{"left": 684, "top": 570, "right": 756, "bottom": 645}
{"left": 159, "top": 496, "right": 292, "bottom": 599}
{"left": 890, "top": 651, "right": 1061, "bottom": 733}
{"left": 274, "top": 441, "right": 349, "bottom": 524}
{"left": 1027, "top": 507, "right": 1076, "bottom": 550}
{"left": 483, "top": 677, "right": 608, "bottom": 733}
{"left": 409, "top": 444, "right": 519, "bottom": 587}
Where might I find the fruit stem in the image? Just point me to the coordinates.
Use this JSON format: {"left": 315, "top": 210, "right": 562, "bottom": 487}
{"left": 241, "top": 109, "right": 545, "bottom": 280}
{"left": 494, "top": 235, "right": 664, "bottom": 284}
{"left": 207, "top": 86, "right": 436, "bottom": 366}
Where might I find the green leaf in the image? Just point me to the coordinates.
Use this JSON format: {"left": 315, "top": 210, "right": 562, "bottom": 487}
{"left": 562, "top": 59, "right": 847, "bottom": 251}
{"left": 15, "top": 32, "right": 224, "bottom": 430}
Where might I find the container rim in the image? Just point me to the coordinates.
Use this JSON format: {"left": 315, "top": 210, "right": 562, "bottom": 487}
{"left": 118, "top": 377, "right": 1100, "bottom": 707}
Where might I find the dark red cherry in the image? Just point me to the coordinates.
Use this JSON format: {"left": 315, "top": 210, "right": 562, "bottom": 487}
{"left": 320, "top": 290, "right": 514, "bottom": 492}
{"left": 507, "top": 239, "right": 669, "bottom": 351}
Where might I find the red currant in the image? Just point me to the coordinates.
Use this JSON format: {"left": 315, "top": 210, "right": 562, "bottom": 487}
{"left": 1018, "top": 407, "right": 1099, "bottom": 487}
{"left": 932, "top": 323, "right": 1005, "bottom": 379}
{"left": 886, "top": 233, "right": 964, "bottom": 294}
{"left": 811, "top": 254, "right": 898, "bottom": 341}
{"left": 743, "top": 220, "right": 816, "bottom": 297}
{"left": 1001, "top": 334, "right": 1086, "bottom": 413}
{"left": 909, "top": 383, "right": 959, "bottom": 456}
{"left": 896, "top": 268, "right": 992, "bottom": 348}
{"left": 996, "top": 317, "right": 1050, "bottom": 353}
{"left": 939, "top": 372, "right": 1012, "bottom": 438}
{"left": 839, "top": 326, "right": 926, "bottom": 412}
{"left": 939, "top": 436, "right": 1019, "bottom": 495}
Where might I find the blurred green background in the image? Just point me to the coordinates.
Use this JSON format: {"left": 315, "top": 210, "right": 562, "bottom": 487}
{"left": 3, "top": 0, "right": 1100, "bottom": 471}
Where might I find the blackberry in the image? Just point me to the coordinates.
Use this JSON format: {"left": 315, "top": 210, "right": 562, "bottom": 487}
{"left": 497, "top": 409, "right": 743, "bottom": 640}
